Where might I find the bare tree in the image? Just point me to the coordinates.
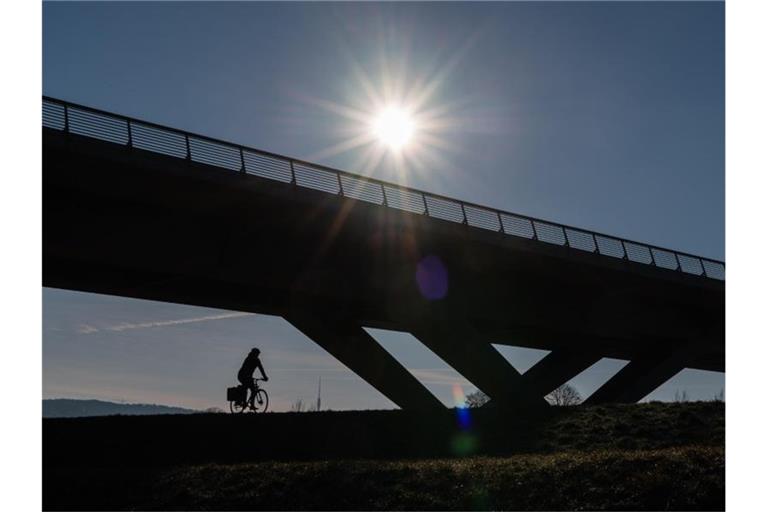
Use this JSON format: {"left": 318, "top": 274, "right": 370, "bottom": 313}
{"left": 545, "top": 384, "right": 582, "bottom": 406}
{"left": 288, "top": 378, "right": 325, "bottom": 413}
{"left": 713, "top": 389, "right": 724, "bottom": 402}
{"left": 464, "top": 389, "right": 490, "bottom": 408}
{"left": 674, "top": 389, "right": 689, "bottom": 403}
{"left": 290, "top": 398, "right": 305, "bottom": 412}
{"left": 465, "top": 386, "right": 583, "bottom": 407}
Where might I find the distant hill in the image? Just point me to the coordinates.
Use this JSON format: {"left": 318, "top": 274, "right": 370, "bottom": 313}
{"left": 43, "top": 398, "right": 199, "bottom": 418}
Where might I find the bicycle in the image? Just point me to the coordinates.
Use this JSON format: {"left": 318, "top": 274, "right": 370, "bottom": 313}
{"left": 228, "top": 378, "right": 269, "bottom": 414}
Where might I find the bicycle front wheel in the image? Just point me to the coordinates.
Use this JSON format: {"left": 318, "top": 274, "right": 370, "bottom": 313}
{"left": 253, "top": 389, "right": 269, "bottom": 413}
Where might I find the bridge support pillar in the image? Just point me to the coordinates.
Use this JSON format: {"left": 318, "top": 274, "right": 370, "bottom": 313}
{"left": 411, "top": 324, "right": 548, "bottom": 411}
{"left": 521, "top": 349, "right": 603, "bottom": 397}
{"left": 584, "top": 347, "right": 687, "bottom": 404}
{"left": 286, "top": 315, "right": 445, "bottom": 411}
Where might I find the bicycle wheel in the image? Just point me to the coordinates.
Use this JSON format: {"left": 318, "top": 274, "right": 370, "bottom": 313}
{"left": 253, "top": 389, "right": 269, "bottom": 413}
{"left": 230, "top": 400, "right": 247, "bottom": 414}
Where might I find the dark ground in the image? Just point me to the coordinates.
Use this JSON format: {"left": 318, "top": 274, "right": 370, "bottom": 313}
{"left": 43, "top": 401, "right": 724, "bottom": 510}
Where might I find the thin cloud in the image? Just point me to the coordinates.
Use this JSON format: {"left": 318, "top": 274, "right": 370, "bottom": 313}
{"left": 269, "top": 367, "right": 351, "bottom": 373}
{"left": 77, "top": 312, "right": 254, "bottom": 334}
{"left": 410, "top": 368, "right": 472, "bottom": 387}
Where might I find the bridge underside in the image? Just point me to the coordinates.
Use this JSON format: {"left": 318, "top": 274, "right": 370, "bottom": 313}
{"left": 43, "top": 129, "right": 725, "bottom": 409}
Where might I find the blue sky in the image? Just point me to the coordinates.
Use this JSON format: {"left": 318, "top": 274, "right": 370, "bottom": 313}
{"left": 42, "top": 1, "right": 724, "bottom": 411}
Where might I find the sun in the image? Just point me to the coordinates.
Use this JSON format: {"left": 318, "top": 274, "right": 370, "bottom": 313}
{"left": 371, "top": 106, "right": 415, "bottom": 151}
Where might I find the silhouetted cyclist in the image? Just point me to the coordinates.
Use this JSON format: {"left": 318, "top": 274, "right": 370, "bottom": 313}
{"left": 238, "top": 348, "right": 269, "bottom": 408}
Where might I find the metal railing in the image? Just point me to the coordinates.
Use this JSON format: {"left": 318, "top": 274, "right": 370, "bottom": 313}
{"left": 42, "top": 96, "right": 725, "bottom": 281}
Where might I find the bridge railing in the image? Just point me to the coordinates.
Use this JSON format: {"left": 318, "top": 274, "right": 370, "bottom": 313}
{"left": 42, "top": 96, "right": 725, "bottom": 281}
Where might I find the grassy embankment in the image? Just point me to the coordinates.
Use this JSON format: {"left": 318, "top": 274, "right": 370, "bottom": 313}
{"left": 44, "top": 401, "right": 724, "bottom": 510}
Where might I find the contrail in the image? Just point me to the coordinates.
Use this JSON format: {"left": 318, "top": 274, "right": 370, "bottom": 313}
{"left": 77, "top": 312, "right": 254, "bottom": 333}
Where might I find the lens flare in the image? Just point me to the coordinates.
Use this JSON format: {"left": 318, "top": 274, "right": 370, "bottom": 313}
{"left": 452, "top": 384, "right": 472, "bottom": 429}
{"left": 451, "top": 432, "right": 477, "bottom": 456}
{"left": 456, "top": 407, "right": 472, "bottom": 430}
{"left": 450, "top": 384, "right": 476, "bottom": 455}
{"left": 452, "top": 383, "right": 467, "bottom": 408}
{"left": 416, "top": 255, "right": 448, "bottom": 300}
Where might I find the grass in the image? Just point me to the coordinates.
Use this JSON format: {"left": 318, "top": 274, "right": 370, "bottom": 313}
{"left": 534, "top": 401, "right": 724, "bottom": 453}
{"left": 44, "top": 447, "right": 724, "bottom": 510}
{"left": 43, "top": 402, "right": 725, "bottom": 510}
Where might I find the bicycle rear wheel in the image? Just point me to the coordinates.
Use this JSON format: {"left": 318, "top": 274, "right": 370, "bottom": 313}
{"left": 230, "top": 400, "right": 247, "bottom": 414}
{"left": 253, "top": 389, "right": 269, "bottom": 413}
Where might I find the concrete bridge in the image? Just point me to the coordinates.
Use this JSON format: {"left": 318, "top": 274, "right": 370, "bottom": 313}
{"left": 42, "top": 97, "right": 725, "bottom": 411}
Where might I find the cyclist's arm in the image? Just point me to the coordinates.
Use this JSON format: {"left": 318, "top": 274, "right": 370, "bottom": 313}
{"left": 256, "top": 359, "right": 268, "bottom": 380}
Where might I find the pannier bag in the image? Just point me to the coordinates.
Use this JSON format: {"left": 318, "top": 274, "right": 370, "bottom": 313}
{"left": 227, "top": 385, "right": 247, "bottom": 402}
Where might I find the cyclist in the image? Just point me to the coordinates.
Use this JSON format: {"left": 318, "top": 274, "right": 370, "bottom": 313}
{"left": 238, "top": 347, "right": 269, "bottom": 409}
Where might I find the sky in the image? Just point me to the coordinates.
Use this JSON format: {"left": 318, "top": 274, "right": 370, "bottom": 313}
{"left": 42, "top": 1, "right": 724, "bottom": 411}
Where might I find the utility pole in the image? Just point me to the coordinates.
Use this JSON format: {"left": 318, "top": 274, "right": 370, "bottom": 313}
{"left": 316, "top": 377, "right": 322, "bottom": 412}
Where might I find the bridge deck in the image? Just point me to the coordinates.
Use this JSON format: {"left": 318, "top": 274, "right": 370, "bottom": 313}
{"left": 42, "top": 97, "right": 724, "bottom": 407}
{"left": 42, "top": 97, "right": 724, "bottom": 281}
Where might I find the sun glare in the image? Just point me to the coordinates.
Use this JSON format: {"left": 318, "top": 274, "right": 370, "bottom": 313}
{"left": 371, "top": 107, "right": 415, "bottom": 151}
{"left": 299, "top": 38, "right": 476, "bottom": 178}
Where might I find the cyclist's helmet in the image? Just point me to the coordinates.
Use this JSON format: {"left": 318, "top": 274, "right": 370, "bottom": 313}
{"left": 251, "top": 347, "right": 261, "bottom": 356}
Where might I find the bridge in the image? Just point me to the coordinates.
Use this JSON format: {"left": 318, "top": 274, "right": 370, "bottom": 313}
{"left": 42, "top": 96, "right": 724, "bottom": 411}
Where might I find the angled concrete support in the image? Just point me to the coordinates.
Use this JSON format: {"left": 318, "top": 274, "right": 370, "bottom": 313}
{"left": 584, "top": 347, "right": 687, "bottom": 404}
{"left": 286, "top": 315, "right": 444, "bottom": 411}
{"left": 411, "top": 324, "right": 548, "bottom": 411}
{"left": 521, "top": 350, "right": 603, "bottom": 397}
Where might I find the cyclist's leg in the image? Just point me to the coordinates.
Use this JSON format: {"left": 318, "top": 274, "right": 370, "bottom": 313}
{"left": 247, "top": 378, "right": 257, "bottom": 407}
{"left": 237, "top": 374, "right": 253, "bottom": 406}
